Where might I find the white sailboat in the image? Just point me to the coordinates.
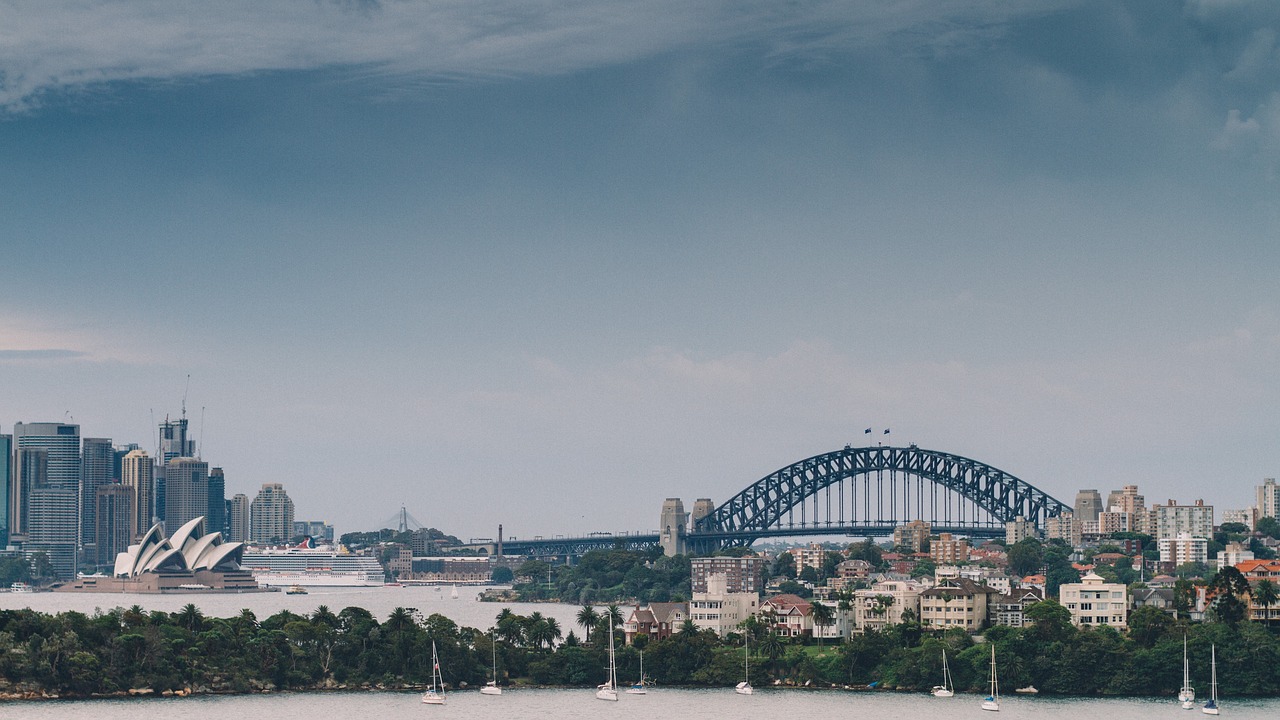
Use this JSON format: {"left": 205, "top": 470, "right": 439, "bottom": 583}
{"left": 981, "top": 645, "right": 1000, "bottom": 712}
{"left": 931, "top": 649, "right": 954, "bottom": 697}
{"left": 1201, "top": 644, "right": 1219, "bottom": 715}
{"left": 735, "top": 633, "right": 753, "bottom": 695}
{"left": 626, "top": 649, "right": 647, "bottom": 694}
{"left": 481, "top": 630, "right": 502, "bottom": 695}
{"left": 1179, "top": 635, "right": 1195, "bottom": 709}
{"left": 450, "top": 585, "right": 459, "bottom": 599}
{"left": 421, "top": 641, "right": 446, "bottom": 705}
{"left": 596, "top": 616, "right": 619, "bottom": 701}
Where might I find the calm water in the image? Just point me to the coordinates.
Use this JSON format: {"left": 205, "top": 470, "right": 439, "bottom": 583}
{"left": 0, "top": 585, "right": 607, "bottom": 632}
{"left": 6, "top": 688, "right": 1279, "bottom": 719}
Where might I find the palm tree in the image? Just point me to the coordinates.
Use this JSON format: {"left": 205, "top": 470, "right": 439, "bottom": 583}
{"left": 810, "top": 602, "right": 835, "bottom": 647}
{"left": 605, "top": 604, "right": 624, "bottom": 628}
{"left": 577, "top": 605, "right": 600, "bottom": 644}
{"left": 759, "top": 632, "right": 785, "bottom": 663}
{"left": 175, "top": 603, "right": 205, "bottom": 633}
{"left": 1253, "top": 579, "right": 1279, "bottom": 626}
{"left": 679, "top": 618, "right": 698, "bottom": 636}
{"left": 545, "top": 617, "right": 562, "bottom": 647}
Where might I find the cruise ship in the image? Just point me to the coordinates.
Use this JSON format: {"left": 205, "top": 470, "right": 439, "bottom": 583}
{"left": 240, "top": 539, "right": 386, "bottom": 587}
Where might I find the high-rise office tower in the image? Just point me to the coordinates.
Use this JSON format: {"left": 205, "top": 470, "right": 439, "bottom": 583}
{"left": 94, "top": 483, "right": 134, "bottom": 568}
{"left": 27, "top": 485, "right": 78, "bottom": 579}
{"left": 0, "top": 434, "right": 10, "bottom": 542}
{"left": 250, "top": 483, "right": 294, "bottom": 543}
{"left": 12, "top": 447, "right": 47, "bottom": 540}
{"left": 228, "top": 493, "right": 250, "bottom": 543}
{"left": 207, "top": 467, "right": 226, "bottom": 535}
{"left": 80, "top": 437, "right": 114, "bottom": 548}
{"left": 11, "top": 422, "right": 80, "bottom": 542}
{"left": 120, "top": 449, "right": 155, "bottom": 538}
{"left": 1257, "top": 478, "right": 1280, "bottom": 521}
{"left": 158, "top": 416, "right": 195, "bottom": 464}
{"left": 164, "top": 457, "right": 209, "bottom": 532}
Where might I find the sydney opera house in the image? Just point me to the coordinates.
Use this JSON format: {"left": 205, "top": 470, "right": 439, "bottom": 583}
{"left": 57, "top": 516, "right": 262, "bottom": 593}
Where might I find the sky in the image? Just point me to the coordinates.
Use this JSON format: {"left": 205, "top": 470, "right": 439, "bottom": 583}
{"left": 1, "top": 0, "right": 1279, "bottom": 541}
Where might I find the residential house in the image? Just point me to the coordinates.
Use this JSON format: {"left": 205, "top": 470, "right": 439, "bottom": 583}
{"left": 760, "top": 593, "right": 813, "bottom": 638}
{"left": 623, "top": 602, "right": 689, "bottom": 645}
{"left": 1131, "top": 587, "right": 1177, "bottom": 617}
{"left": 992, "top": 587, "right": 1045, "bottom": 627}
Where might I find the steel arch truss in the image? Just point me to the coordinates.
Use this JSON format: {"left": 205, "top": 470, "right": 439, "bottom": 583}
{"left": 696, "top": 446, "right": 1069, "bottom": 540}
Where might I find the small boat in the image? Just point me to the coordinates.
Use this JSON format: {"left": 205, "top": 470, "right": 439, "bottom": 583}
{"left": 1015, "top": 686, "right": 1038, "bottom": 694}
{"left": 481, "top": 630, "right": 502, "bottom": 696}
{"left": 626, "top": 650, "right": 647, "bottom": 694}
{"left": 421, "top": 641, "right": 446, "bottom": 705}
{"left": 735, "top": 633, "right": 753, "bottom": 695}
{"left": 285, "top": 585, "right": 308, "bottom": 595}
{"left": 1202, "top": 644, "right": 1219, "bottom": 715}
{"left": 981, "top": 645, "right": 1000, "bottom": 712}
{"left": 931, "top": 649, "right": 954, "bottom": 697}
{"left": 1179, "top": 634, "right": 1196, "bottom": 709}
{"left": 596, "top": 616, "right": 619, "bottom": 701}
{"left": 9, "top": 582, "right": 32, "bottom": 593}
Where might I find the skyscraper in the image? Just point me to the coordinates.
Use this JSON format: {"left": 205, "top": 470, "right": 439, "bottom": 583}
{"left": 1073, "top": 489, "right": 1102, "bottom": 524}
{"left": 120, "top": 449, "right": 155, "bottom": 538}
{"left": 27, "top": 485, "right": 78, "bottom": 579}
{"left": 208, "top": 467, "right": 226, "bottom": 535}
{"left": 94, "top": 483, "right": 134, "bottom": 568}
{"left": 228, "top": 493, "right": 250, "bottom": 543}
{"left": 11, "top": 422, "right": 80, "bottom": 542}
{"left": 163, "top": 457, "right": 209, "bottom": 532}
{"left": 0, "top": 434, "right": 10, "bottom": 542}
{"left": 158, "top": 416, "right": 194, "bottom": 464}
{"left": 250, "top": 483, "right": 294, "bottom": 544}
{"left": 80, "top": 436, "right": 114, "bottom": 548}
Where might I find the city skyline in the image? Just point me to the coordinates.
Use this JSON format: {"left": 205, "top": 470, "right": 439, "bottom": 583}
{"left": 2, "top": 2, "right": 1278, "bottom": 539}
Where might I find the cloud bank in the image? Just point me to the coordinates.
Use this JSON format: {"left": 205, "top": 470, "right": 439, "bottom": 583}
{"left": 0, "top": 0, "right": 1078, "bottom": 110}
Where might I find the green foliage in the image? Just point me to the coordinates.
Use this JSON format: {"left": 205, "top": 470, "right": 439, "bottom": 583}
{"left": 1257, "top": 516, "right": 1280, "bottom": 540}
{"left": 1007, "top": 539, "right": 1044, "bottom": 576}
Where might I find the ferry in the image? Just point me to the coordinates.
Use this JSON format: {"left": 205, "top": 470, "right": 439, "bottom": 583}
{"left": 286, "top": 585, "right": 309, "bottom": 595}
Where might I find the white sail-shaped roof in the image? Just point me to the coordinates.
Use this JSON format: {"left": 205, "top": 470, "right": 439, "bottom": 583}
{"left": 110, "top": 516, "right": 243, "bottom": 577}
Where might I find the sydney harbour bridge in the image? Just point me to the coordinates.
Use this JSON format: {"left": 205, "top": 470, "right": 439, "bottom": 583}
{"left": 489, "top": 445, "right": 1071, "bottom": 558}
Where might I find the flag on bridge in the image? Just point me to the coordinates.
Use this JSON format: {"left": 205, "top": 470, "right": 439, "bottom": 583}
{"left": 884, "top": 428, "right": 891, "bottom": 434}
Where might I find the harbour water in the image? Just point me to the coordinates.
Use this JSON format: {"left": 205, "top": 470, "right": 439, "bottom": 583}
{"left": 6, "top": 688, "right": 1280, "bottom": 719}
{"left": 0, "top": 584, "right": 600, "bottom": 632}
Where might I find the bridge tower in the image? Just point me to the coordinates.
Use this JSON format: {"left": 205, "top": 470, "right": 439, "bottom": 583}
{"left": 692, "top": 498, "right": 714, "bottom": 525}
{"left": 659, "top": 498, "right": 688, "bottom": 557}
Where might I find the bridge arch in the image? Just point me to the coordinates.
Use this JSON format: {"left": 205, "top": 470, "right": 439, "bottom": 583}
{"left": 694, "top": 445, "right": 1069, "bottom": 545}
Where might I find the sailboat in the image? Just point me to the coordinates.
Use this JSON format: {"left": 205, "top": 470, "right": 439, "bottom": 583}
{"left": 735, "top": 633, "right": 753, "bottom": 695}
{"left": 626, "top": 649, "right": 647, "bottom": 694}
{"left": 421, "top": 641, "right": 446, "bottom": 705}
{"left": 596, "top": 617, "right": 619, "bottom": 701}
{"left": 1179, "top": 635, "right": 1195, "bottom": 709}
{"left": 450, "top": 585, "right": 459, "bottom": 599}
{"left": 481, "top": 630, "right": 502, "bottom": 695}
{"left": 931, "top": 649, "right": 954, "bottom": 697}
{"left": 981, "top": 645, "right": 1000, "bottom": 712}
{"left": 1202, "top": 644, "right": 1219, "bottom": 715}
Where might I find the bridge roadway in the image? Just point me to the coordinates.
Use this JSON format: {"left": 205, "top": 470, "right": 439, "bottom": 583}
{"left": 487, "top": 522, "right": 1005, "bottom": 558}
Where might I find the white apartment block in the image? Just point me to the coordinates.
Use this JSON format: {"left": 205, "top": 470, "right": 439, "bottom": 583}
{"left": 1215, "top": 542, "right": 1254, "bottom": 570}
{"left": 1257, "top": 479, "right": 1280, "bottom": 521}
{"left": 689, "top": 573, "right": 760, "bottom": 637}
{"left": 1151, "top": 499, "right": 1213, "bottom": 541}
{"left": 1059, "top": 572, "right": 1128, "bottom": 628}
{"left": 1158, "top": 533, "right": 1208, "bottom": 565}
{"left": 853, "top": 579, "right": 924, "bottom": 633}
{"left": 1222, "top": 508, "right": 1257, "bottom": 531}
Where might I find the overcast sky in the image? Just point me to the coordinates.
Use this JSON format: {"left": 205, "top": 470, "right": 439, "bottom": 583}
{"left": 2, "top": 1, "right": 1278, "bottom": 540}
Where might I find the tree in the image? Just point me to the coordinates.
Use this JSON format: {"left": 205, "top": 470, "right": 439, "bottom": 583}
{"left": 1007, "top": 539, "right": 1044, "bottom": 576}
{"left": 810, "top": 602, "right": 835, "bottom": 647}
{"left": 576, "top": 605, "right": 599, "bottom": 644}
{"left": 799, "top": 565, "right": 819, "bottom": 583}
{"left": 491, "top": 566, "right": 514, "bottom": 584}
{"left": 1257, "top": 516, "right": 1280, "bottom": 540}
{"left": 1207, "top": 566, "right": 1251, "bottom": 626}
{"left": 1023, "top": 599, "right": 1074, "bottom": 642}
{"left": 773, "top": 552, "right": 797, "bottom": 579}
{"left": 1127, "top": 605, "right": 1175, "bottom": 647}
